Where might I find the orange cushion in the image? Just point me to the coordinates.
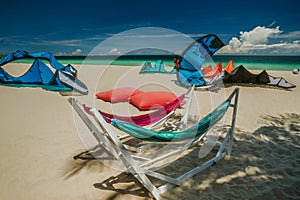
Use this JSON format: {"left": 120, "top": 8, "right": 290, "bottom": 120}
{"left": 130, "top": 91, "right": 178, "bottom": 111}
{"left": 96, "top": 87, "right": 143, "bottom": 103}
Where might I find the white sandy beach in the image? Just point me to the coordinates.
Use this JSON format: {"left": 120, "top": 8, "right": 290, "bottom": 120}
{"left": 0, "top": 64, "right": 299, "bottom": 199}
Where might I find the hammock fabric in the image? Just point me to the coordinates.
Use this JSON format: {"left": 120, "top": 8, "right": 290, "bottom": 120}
{"left": 84, "top": 94, "right": 185, "bottom": 126}
{"left": 111, "top": 96, "right": 231, "bottom": 142}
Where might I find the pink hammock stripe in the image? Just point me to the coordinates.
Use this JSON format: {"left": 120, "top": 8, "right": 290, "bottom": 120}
{"left": 83, "top": 94, "right": 185, "bottom": 126}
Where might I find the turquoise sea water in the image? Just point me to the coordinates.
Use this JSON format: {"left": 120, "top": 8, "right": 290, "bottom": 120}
{"left": 9, "top": 55, "right": 300, "bottom": 71}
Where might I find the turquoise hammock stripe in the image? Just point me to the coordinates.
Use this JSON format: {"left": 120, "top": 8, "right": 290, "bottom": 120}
{"left": 111, "top": 99, "right": 231, "bottom": 142}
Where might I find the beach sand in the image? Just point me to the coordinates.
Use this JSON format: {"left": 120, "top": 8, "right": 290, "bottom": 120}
{"left": 0, "top": 64, "right": 299, "bottom": 199}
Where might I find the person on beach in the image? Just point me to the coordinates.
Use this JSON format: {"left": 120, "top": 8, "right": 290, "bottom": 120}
{"left": 173, "top": 57, "right": 181, "bottom": 71}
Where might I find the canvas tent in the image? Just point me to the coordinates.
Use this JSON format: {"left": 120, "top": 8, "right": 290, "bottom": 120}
{"left": 0, "top": 50, "right": 88, "bottom": 94}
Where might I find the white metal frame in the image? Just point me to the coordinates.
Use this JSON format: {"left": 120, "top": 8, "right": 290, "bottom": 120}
{"left": 69, "top": 88, "right": 239, "bottom": 199}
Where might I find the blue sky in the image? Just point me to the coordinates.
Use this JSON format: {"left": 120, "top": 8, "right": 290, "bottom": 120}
{"left": 1, "top": 0, "right": 300, "bottom": 55}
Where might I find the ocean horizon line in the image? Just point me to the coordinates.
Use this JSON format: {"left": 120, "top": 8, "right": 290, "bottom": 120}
{"left": 1, "top": 54, "right": 299, "bottom": 71}
{"left": 56, "top": 54, "right": 300, "bottom": 58}
{"left": 1, "top": 53, "right": 300, "bottom": 57}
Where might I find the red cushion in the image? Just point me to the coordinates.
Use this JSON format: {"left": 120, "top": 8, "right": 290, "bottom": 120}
{"left": 130, "top": 91, "right": 178, "bottom": 111}
{"left": 96, "top": 87, "right": 143, "bottom": 103}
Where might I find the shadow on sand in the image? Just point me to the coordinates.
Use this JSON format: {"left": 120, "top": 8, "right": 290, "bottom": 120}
{"left": 67, "top": 113, "right": 300, "bottom": 199}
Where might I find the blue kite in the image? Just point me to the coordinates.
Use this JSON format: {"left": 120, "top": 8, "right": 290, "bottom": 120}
{"left": 139, "top": 60, "right": 176, "bottom": 74}
{"left": 0, "top": 50, "right": 88, "bottom": 94}
{"left": 176, "top": 34, "right": 225, "bottom": 87}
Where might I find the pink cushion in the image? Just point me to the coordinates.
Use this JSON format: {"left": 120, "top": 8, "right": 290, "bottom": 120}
{"left": 96, "top": 87, "right": 143, "bottom": 103}
{"left": 130, "top": 91, "right": 178, "bottom": 111}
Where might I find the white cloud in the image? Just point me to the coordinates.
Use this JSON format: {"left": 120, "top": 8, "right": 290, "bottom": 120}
{"left": 241, "top": 26, "right": 281, "bottom": 44}
{"left": 71, "top": 48, "right": 82, "bottom": 55}
{"left": 275, "top": 30, "right": 300, "bottom": 39}
{"left": 57, "top": 52, "right": 68, "bottom": 56}
{"left": 109, "top": 48, "right": 121, "bottom": 55}
{"left": 268, "top": 21, "right": 277, "bottom": 27}
{"left": 221, "top": 26, "right": 300, "bottom": 55}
